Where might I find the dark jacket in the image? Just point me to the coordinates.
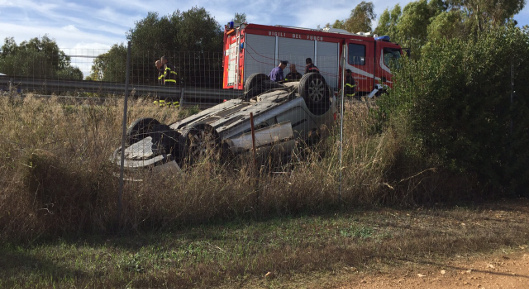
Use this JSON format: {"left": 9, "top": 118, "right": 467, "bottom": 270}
{"left": 345, "top": 75, "right": 356, "bottom": 97}
{"left": 285, "top": 71, "right": 302, "bottom": 81}
{"left": 161, "top": 62, "right": 178, "bottom": 84}
{"left": 305, "top": 63, "right": 319, "bottom": 74}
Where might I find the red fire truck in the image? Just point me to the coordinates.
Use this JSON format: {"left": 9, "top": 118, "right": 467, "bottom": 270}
{"left": 223, "top": 22, "right": 403, "bottom": 96}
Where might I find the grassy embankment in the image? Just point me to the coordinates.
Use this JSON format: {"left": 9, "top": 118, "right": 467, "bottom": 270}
{"left": 1, "top": 93, "right": 526, "bottom": 288}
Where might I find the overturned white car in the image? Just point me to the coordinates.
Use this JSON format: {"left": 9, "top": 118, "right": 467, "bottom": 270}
{"left": 112, "top": 72, "right": 337, "bottom": 171}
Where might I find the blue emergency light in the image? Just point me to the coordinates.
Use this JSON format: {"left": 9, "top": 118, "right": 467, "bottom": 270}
{"left": 375, "top": 35, "right": 390, "bottom": 42}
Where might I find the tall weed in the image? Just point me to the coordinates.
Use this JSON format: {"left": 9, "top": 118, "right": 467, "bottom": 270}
{"left": 0, "top": 93, "right": 481, "bottom": 242}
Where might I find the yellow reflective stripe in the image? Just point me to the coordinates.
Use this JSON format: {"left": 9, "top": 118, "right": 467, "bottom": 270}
{"left": 164, "top": 79, "right": 177, "bottom": 83}
{"left": 153, "top": 100, "right": 179, "bottom": 107}
{"left": 346, "top": 83, "right": 356, "bottom": 88}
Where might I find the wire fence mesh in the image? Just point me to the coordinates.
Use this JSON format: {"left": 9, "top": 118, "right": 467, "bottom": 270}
{"left": 0, "top": 44, "right": 390, "bottom": 225}
{"left": 2, "top": 27, "right": 528, "bottom": 240}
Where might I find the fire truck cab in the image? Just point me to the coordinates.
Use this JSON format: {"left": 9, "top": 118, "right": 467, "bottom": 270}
{"left": 223, "top": 22, "right": 403, "bottom": 96}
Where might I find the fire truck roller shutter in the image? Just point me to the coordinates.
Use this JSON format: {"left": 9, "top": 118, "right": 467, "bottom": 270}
{"left": 316, "top": 41, "right": 339, "bottom": 91}
{"left": 244, "top": 34, "right": 276, "bottom": 85}
{"left": 277, "top": 37, "right": 314, "bottom": 78}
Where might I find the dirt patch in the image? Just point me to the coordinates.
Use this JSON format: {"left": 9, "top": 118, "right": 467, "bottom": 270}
{"left": 337, "top": 249, "right": 529, "bottom": 288}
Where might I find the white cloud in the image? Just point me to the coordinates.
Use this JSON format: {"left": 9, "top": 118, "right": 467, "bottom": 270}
{"left": 62, "top": 25, "right": 79, "bottom": 32}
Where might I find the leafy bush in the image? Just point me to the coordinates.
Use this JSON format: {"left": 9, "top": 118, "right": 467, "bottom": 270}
{"left": 378, "top": 25, "right": 529, "bottom": 196}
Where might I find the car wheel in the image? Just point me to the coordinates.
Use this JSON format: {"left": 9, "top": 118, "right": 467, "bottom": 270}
{"left": 126, "top": 117, "right": 161, "bottom": 145}
{"left": 298, "top": 73, "right": 331, "bottom": 115}
{"left": 149, "top": 124, "right": 179, "bottom": 155}
{"left": 244, "top": 73, "right": 269, "bottom": 99}
{"left": 180, "top": 124, "right": 221, "bottom": 167}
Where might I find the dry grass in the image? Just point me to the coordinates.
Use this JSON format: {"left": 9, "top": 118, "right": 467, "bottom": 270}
{"left": 0, "top": 94, "right": 476, "bottom": 242}
{"left": 0, "top": 94, "right": 181, "bottom": 240}
{"left": 0, "top": 94, "right": 527, "bottom": 288}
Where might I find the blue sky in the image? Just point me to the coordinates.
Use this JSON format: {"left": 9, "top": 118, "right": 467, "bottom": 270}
{"left": 1, "top": 0, "right": 528, "bottom": 77}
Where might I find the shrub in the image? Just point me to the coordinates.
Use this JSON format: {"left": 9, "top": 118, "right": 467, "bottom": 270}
{"left": 378, "top": 25, "right": 529, "bottom": 197}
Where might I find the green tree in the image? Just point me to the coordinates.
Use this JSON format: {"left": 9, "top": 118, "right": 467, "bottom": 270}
{"left": 174, "top": 7, "right": 223, "bottom": 86}
{"left": 425, "top": 10, "right": 468, "bottom": 46}
{"left": 56, "top": 66, "right": 83, "bottom": 80}
{"left": 127, "top": 12, "right": 171, "bottom": 55}
{"left": 396, "top": 0, "right": 442, "bottom": 57}
{"left": 0, "top": 37, "right": 18, "bottom": 56}
{"left": 176, "top": 7, "right": 223, "bottom": 53}
{"left": 331, "top": 19, "right": 346, "bottom": 29}
{"left": 343, "top": 1, "right": 377, "bottom": 33}
{"left": 93, "top": 7, "right": 223, "bottom": 86}
{"left": 90, "top": 44, "right": 127, "bottom": 82}
{"left": 232, "top": 12, "right": 247, "bottom": 23}
{"left": 374, "top": 5, "right": 401, "bottom": 37}
{"left": 455, "top": 0, "right": 526, "bottom": 33}
{"left": 374, "top": 0, "right": 525, "bottom": 60}
{"left": 0, "top": 36, "right": 82, "bottom": 79}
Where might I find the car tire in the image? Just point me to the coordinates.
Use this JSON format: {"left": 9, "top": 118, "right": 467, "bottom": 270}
{"left": 243, "top": 73, "right": 283, "bottom": 99}
{"left": 149, "top": 124, "right": 179, "bottom": 155}
{"left": 298, "top": 72, "right": 331, "bottom": 115}
{"left": 126, "top": 117, "right": 161, "bottom": 145}
{"left": 244, "top": 73, "right": 269, "bottom": 99}
{"left": 179, "top": 124, "right": 221, "bottom": 167}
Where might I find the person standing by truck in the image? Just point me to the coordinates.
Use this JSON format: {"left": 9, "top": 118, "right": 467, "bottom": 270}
{"left": 344, "top": 69, "right": 357, "bottom": 98}
{"left": 269, "top": 60, "right": 288, "bottom": 82}
{"left": 285, "top": 63, "right": 302, "bottom": 81}
{"left": 304, "top": 58, "right": 319, "bottom": 74}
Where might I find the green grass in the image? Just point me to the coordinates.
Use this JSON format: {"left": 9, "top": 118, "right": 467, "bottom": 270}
{"left": 2, "top": 199, "right": 529, "bottom": 288}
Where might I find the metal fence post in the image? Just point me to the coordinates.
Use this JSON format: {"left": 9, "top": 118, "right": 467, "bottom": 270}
{"left": 118, "top": 41, "right": 132, "bottom": 227}
{"left": 180, "top": 87, "right": 185, "bottom": 106}
{"left": 339, "top": 44, "right": 346, "bottom": 204}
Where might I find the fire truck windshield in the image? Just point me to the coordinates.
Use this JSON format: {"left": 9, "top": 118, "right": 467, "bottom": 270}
{"left": 383, "top": 48, "right": 402, "bottom": 69}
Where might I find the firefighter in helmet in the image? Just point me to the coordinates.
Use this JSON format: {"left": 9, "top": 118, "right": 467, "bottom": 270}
{"left": 159, "top": 55, "right": 178, "bottom": 85}
{"left": 155, "top": 56, "right": 179, "bottom": 107}
{"left": 344, "top": 69, "right": 357, "bottom": 98}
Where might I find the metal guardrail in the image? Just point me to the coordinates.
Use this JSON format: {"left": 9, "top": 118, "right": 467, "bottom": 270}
{"left": 0, "top": 75, "right": 243, "bottom": 107}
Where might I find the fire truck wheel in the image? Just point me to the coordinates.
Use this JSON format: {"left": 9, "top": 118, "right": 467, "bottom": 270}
{"left": 299, "top": 73, "right": 331, "bottom": 115}
{"left": 244, "top": 73, "right": 269, "bottom": 99}
{"left": 126, "top": 117, "right": 161, "bottom": 145}
{"left": 179, "top": 124, "right": 221, "bottom": 167}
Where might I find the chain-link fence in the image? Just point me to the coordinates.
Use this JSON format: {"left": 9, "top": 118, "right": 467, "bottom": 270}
{"left": 3, "top": 25, "right": 529, "bottom": 244}
{"left": 1, "top": 42, "right": 386, "bottom": 225}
